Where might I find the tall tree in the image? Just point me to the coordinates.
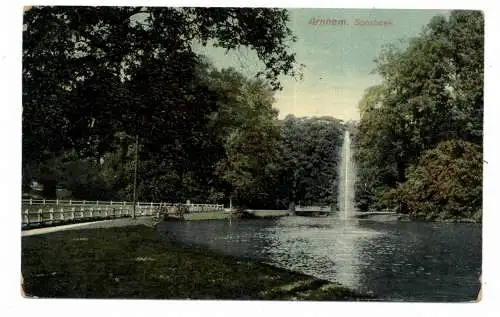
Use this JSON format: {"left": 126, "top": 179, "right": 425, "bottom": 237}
{"left": 23, "top": 6, "right": 301, "bottom": 196}
{"left": 207, "top": 68, "right": 282, "bottom": 208}
{"left": 280, "top": 116, "right": 343, "bottom": 210}
{"left": 353, "top": 10, "right": 483, "bottom": 218}
{"left": 396, "top": 140, "right": 482, "bottom": 221}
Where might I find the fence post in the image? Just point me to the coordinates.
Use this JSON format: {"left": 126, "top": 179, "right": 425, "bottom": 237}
{"left": 60, "top": 207, "right": 65, "bottom": 221}
{"left": 49, "top": 208, "right": 54, "bottom": 222}
{"left": 29, "top": 198, "right": 32, "bottom": 206}
{"left": 43, "top": 199, "right": 46, "bottom": 206}
{"left": 24, "top": 210, "right": 29, "bottom": 226}
{"left": 150, "top": 202, "right": 153, "bottom": 216}
{"left": 38, "top": 208, "right": 42, "bottom": 223}
{"left": 71, "top": 207, "right": 75, "bottom": 221}
{"left": 56, "top": 199, "right": 59, "bottom": 207}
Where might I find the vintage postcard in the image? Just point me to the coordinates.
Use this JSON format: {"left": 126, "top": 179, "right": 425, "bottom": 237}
{"left": 20, "top": 5, "right": 483, "bottom": 304}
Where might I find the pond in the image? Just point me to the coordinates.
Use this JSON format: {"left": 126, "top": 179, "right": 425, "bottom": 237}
{"left": 155, "top": 215, "right": 481, "bottom": 302}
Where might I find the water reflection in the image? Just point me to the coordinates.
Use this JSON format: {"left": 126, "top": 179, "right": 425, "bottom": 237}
{"left": 156, "top": 216, "right": 481, "bottom": 301}
{"left": 331, "top": 218, "right": 373, "bottom": 291}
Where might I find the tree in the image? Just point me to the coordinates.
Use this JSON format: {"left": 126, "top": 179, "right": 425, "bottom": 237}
{"left": 357, "top": 85, "right": 385, "bottom": 119}
{"left": 373, "top": 11, "right": 483, "bottom": 153}
{"left": 353, "top": 10, "right": 483, "bottom": 217}
{"left": 23, "top": 6, "right": 301, "bottom": 196}
{"left": 280, "top": 116, "right": 343, "bottom": 210}
{"left": 395, "top": 140, "right": 482, "bottom": 221}
{"left": 353, "top": 105, "right": 409, "bottom": 211}
{"left": 208, "top": 69, "right": 282, "bottom": 209}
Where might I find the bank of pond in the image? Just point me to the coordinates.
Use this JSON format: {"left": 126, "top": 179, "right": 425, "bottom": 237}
{"left": 21, "top": 213, "right": 481, "bottom": 301}
{"left": 177, "top": 209, "right": 481, "bottom": 223}
{"left": 21, "top": 225, "right": 372, "bottom": 300}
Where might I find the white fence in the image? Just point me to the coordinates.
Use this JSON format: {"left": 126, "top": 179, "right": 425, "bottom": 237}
{"left": 21, "top": 199, "right": 224, "bottom": 227}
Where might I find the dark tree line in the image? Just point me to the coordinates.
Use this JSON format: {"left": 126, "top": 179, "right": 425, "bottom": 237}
{"left": 353, "top": 10, "right": 483, "bottom": 221}
{"left": 23, "top": 6, "right": 344, "bottom": 209}
{"left": 278, "top": 116, "right": 344, "bottom": 210}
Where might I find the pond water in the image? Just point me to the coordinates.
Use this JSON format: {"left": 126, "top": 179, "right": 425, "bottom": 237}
{"left": 155, "top": 215, "right": 481, "bottom": 302}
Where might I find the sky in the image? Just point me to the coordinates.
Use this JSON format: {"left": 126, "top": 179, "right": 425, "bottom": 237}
{"left": 194, "top": 8, "right": 451, "bottom": 121}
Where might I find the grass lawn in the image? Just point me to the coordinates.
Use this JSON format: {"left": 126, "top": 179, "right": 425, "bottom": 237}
{"left": 184, "top": 211, "right": 230, "bottom": 220}
{"left": 183, "top": 210, "right": 289, "bottom": 221}
{"left": 21, "top": 225, "right": 372, "bottom": 300}
{"left": 253, "top": 210, "right": 290, "bottom": 217}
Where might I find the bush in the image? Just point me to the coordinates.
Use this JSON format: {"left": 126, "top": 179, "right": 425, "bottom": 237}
{"left": 396, "top": 140, "right": 482, "bottom": 221}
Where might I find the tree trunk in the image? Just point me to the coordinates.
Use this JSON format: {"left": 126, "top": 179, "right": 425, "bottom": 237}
{"left": 22, "top": 168, "right": 32, "bottom": 194}
{"left": 289, "top": 170, "right": 298, "bottom": 215}
{"left": 397, "top": 163, "right": 406, "bottom": 184}
{"left": 41, "top": 180, "right": 57, "bottom": 199}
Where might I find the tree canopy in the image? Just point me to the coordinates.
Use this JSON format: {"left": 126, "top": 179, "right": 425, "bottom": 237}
{"left": 395, "top": 140, "right": 482, "bottom": 221}
{"left": 280, "top": 116, "right": 344, "bottom": 210}
{"left": 23, "top": 6, "right": 347, "bottom": 210}
{"left": 22, "top": 6, "right": 301, "bottom": 200}
{"left": 353, "top": 10, "right": 483, "bottom": 221}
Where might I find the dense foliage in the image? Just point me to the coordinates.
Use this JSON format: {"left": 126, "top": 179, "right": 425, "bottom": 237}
{"left": 353, "top": 10, "right": 483, "bottom": 221}
{"left": 279, "top": 116, "right": 344, "bottom": 210}
{"left": 23, "top": 6, "right": 344, "bottom": 209}
{"left": 395, "top": 140, "right": 482, "bottom": 221}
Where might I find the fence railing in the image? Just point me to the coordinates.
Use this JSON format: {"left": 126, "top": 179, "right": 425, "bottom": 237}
{"left": 21, "top": 199, "right": 224, "bottom": 227}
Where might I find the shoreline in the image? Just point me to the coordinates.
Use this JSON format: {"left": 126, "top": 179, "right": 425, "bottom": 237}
{"left": 21, "top": 224, "right": 372, "bottom": 300}
{"left": 21, "top": 209, "right": 480, "bottom": 234}
{"left": 180, "top": 210, "right": 290, "bottom": 221}
{"left": 355, "top": 212, "right": 481, "bottom": 223}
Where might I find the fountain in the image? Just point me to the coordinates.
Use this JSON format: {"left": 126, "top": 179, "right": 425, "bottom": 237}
{"left": 338, "top": 130, "right": 355, "bottom": 219}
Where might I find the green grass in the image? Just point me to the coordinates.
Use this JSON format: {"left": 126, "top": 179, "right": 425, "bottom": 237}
{"left": 184, "top": 211, "right": 230, "bottom": 220}
{"left": 253, "top": 210, "right": 290, "bottom": 218}
{"left": 182, "top": 210, "right": 289, "bottom": 221}
{"left": 21, "top": 225, "right": 372, "bottom": 300}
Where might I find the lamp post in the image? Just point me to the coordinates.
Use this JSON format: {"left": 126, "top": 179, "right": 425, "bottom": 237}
{"left": 132, "top": 134, "right": 138, "bottom": 219}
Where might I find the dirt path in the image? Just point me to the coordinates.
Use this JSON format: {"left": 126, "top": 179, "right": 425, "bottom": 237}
{"left": 21, "top": 217, "right": 155, "bottom": 237}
